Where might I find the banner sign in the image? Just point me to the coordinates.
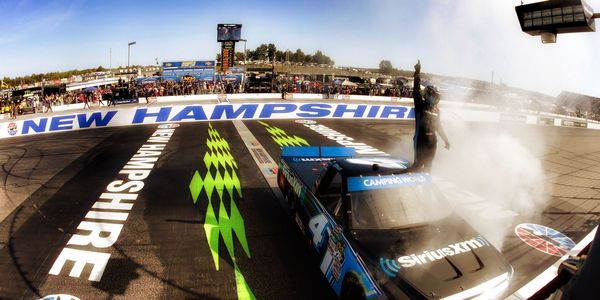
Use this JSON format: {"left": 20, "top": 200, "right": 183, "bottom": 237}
{"left": 162, "top": 61, "right": 215, "bottom": 70}
{"left": 500, "top": 113, "right": 527, "bottom": 123}
{"left": 162, "top": 68, "right": 215, "bottom": 81}
{"left": 114, "top": 98, "right": 139, "bottom": 105}
{"left": 561, "top": 119, "right": 587, "bottom": 128}
{"left": 0, "top": 103, "right": 414, "bottom": 139}
{"left": 538, "top": 117, "right": 555, "bottom": 125}
{"left": 162, "top": 60, "right": 215, "bottom": 82}
{"left": 215, "top": 73, "right": 244, "bottom": 83}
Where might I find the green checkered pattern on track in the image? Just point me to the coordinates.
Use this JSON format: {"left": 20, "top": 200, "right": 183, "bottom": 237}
{"left": 188, "top": 123, "right": 255, "bottom": 300}
{"left": 258, "top": 121, "right": 309, "bottom": 147}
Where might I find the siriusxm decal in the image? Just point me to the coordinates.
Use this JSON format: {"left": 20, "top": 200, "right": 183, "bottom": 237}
{"left": 347, "top": 173, "right": 431, "bottom": 192}
{"left": 381, "top": 236, "right": 491, "bottom": 277}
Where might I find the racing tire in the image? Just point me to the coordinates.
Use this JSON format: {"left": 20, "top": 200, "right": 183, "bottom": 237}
{"left": 341, "top": 274, "right": 366, "bottom": 300}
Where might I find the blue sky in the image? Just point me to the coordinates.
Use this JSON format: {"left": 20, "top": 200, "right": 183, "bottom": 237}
{"left": 2, "top": 0, "right": 600, "bottom": 97}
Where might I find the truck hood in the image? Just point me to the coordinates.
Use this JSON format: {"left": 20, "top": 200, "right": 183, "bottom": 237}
{"left": 352, "top": 218, "right": 512, "bottom": 299}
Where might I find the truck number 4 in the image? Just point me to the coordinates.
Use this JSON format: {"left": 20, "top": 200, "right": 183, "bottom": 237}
{"left": 309, "top": 214, "right": 329, "bottom": 247}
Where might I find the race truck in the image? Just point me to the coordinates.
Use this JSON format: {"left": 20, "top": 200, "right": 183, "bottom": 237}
{"left": 276, "top": 146, "right": 513, "bottom": 300}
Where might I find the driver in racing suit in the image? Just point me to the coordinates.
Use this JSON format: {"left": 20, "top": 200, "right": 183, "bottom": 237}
{"left": 407, "top": 60, "right": 450, "bottom": 173}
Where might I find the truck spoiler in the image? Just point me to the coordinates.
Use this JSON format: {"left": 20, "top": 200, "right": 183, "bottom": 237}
{"left": 281, "top": 146, "right": 356, "bottom": 158}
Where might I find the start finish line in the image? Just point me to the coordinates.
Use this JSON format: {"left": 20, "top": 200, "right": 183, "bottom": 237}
{"left": 0, "top": 102, "right": 414, "bottom": 139}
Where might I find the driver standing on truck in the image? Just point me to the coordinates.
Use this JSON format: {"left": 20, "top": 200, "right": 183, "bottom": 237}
{"left": 407, "top": 60, "right": 450, "bottom": 173}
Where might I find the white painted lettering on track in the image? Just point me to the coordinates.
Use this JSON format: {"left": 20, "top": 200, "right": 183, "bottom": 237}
{"left": 48, "top": 127, "right": 177, "bottom": 282}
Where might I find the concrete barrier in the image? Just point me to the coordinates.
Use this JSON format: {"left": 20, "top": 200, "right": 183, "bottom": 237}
{"left": 52, "top": 103, "right": 85, "bottom": 112}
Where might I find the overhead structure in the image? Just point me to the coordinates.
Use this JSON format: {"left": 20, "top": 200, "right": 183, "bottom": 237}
{"left": 217, "top": 24, "right": 242, "bottom": 73}
{"left": 515, "top": 0, "right": 599, "bottom": 43}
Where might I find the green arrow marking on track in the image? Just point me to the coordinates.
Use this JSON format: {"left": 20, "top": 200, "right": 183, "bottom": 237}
{"left": 188, "top": 123, "right": 254, "bottom": 300}
{"left": 258, "top": 121, "right": 310, "bottom": 148}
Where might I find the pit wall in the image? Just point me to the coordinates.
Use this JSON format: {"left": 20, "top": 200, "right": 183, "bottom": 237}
{"left": 0, "top": 93, "right": 597, "bottom": 139}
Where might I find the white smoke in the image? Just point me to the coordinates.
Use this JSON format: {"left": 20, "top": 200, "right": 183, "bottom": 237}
{"left": 382, "top": 0, "right": 564, "bottom": 249}
{"left": 434, "top": 120, "right": 548, "bottom": 215}
{"left": 403, "top": 93, "right": 551, "bottom": 250}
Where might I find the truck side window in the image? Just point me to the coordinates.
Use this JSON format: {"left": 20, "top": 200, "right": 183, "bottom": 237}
{"left": 317, "top": 171, "right": 343, "bottom": 218}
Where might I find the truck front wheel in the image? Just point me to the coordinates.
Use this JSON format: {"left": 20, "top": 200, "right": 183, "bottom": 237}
{"left": 341, "top": 274, "right": 366, "bottom": 300}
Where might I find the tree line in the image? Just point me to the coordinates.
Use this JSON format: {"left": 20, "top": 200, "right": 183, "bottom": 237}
{"left": 217, "top": 43, "right": 334, "bottom": 65}
{"left": 1, "top": 66, "right": 110, "bottom": 87}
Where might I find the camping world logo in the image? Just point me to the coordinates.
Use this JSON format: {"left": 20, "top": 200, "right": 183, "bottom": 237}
{"left": 515, "top": 223, "right": 576, "bottom": 257}
{"left": 7, "top": 122, "right": 17, "bottom": 136}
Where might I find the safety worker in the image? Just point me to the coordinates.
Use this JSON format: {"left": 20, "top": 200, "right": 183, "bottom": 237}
{"left": 407, "top": 60, "right": 450, "bottom": 173}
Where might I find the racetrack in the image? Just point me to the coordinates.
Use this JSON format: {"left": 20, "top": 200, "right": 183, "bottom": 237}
{"left": 0, "top": 118, "right": 599, "bottom": 299}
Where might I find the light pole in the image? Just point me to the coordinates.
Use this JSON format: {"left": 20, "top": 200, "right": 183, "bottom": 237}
{"left": 127, "top": 41, "right": 136, "bottom": 68}
{"left": 239, "top": 39, "right": 247, "bottom": 65}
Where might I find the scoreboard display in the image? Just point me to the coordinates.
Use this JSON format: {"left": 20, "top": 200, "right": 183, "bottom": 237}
{"left": 217, "top": 24, "right": 242, "bottom": 42}
{"left": 221, "top": 41, "right": 235, "bottom": 72}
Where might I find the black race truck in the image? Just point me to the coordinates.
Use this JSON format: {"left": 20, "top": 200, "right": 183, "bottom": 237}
{"left": 276, "top": 146, "right": 513, "bottom": 299}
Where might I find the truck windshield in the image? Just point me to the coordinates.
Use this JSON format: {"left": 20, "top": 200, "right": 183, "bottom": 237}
{"left": 350, "top": 185, "right": 450, "bottom": 230}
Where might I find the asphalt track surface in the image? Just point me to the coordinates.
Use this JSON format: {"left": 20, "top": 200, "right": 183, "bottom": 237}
{"left": 0, "top": 119, "right": 599, "bottom": 299}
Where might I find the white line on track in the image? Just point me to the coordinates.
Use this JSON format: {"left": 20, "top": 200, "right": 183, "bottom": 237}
{"left": 232, "top": 120, "right": 283, "bottom": 200}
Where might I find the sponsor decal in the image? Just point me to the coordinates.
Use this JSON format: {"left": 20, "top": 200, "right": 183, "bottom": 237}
{"left": 381, "top": 236, "right": 491, "bottom": 277}
{"left": 292, "top": 157, "right": 333, "bottom": 162}
{"left": 188, "top": 123, "right": 255, "bottom": 300}
{"left": 113, "top": 98, "right": 139, "bottom": 105}
{"left": 302, "top": 122, "right": 389, "bottom": 156}
{"left": 39, "top": 294, "right": 81, "bottom": 300}
{"left": 295, "top": 119, "right": 317, "bottom": 125}
{"left": 261, "top": 166, "right": 277, "bottom": 176}
{"left": 157, "top": 123, "right": 180, "bottom": 129}
{"left": 379, "top": 258, "right": 401, "bottom": 278}
{"left": 295, "top": 213, "right": 306, "bottom": 235}
{"left": 49, "top": 128, "right": 177, "bottom": 281}
{"left": 500, "top": 113, "right": 527, "bottom": 123}
{"left": 319, "top": 234, "right": 346, "bottom": 282}
{"left": 515, "top": 223, "right": 576, "bottom": 256}
{"left": 7, "top": 122, "right": 17, "bottom": 136}
{"left": 538, "top": 117, "right": 554, "bottom": 126}
{"left": 347, "top": 173, "right": 431, "bottom": 192}
{"left": 258, "top": 121, "right": 309, "bottom": 148}
{"left": 561, "top": 120, "right": 587, "bottom": 128}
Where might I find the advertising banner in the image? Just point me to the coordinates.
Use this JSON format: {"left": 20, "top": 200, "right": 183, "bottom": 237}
{"left": 561, "top": 119, "right": 588, "bottom": 128}
{"left": 0, "top": 102, "right": 414, "bottom": 139}
{"left": 161, "top": 60, "right": 216, "bottom": 82}
{"left": 114, "top": 98, "right": 139, "bottom": 105}
{"left": 500, "top": 113, "right": 527, "bottom": 123}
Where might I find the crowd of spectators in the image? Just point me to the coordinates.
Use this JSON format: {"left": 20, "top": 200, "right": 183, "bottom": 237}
{"left": 138, "top": 80, "right": 243, "bottom": 97}
{"left": 0, "top": 74, "right": 415, "bottom": 119}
